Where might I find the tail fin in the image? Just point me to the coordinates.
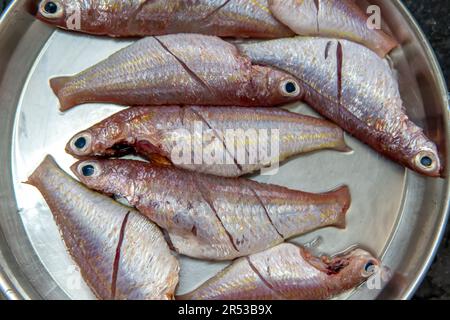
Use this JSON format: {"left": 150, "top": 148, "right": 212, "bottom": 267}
{"left": 49, "top": 77, "right": 76, "bottom": 111}
{"left": 333, "top": 139, "right": 353, "bottom": 153}
{"left": 326, "top": 185, "right": 351, "bottom": 229}
{"left": 24, "top": 155, "right": 57, "bottom": 187}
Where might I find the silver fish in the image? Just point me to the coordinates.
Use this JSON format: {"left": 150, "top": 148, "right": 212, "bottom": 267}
{"left": 71, "top": 159, "right": 351, "bottom": 261}
{"left": 178, "top": 243, "right": 380, "bottom": 300}
{"left": 50, "top": 33, "right": 301, "bottom": 111}
{"left": 26, "top": 155, "right": 179, "bottom": 300}
{"left": 237, "top": 37, "right": 442, "bottom": 177}
{"left": 65, "top": 106, "right": 350, "bottom": 177}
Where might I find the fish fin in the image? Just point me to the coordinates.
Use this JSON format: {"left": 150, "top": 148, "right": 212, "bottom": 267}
{"left": 25, "top": 155, "right": 57, "bottom": 187}
{"left": 326, "top": 185, "right": 351, "bottom": 229}
{"left": 333, "top": 140, "right": 353, "bottom": 153}
{"left": 149, "top": 153, "right": 173, "bottom": 167}
{"left": 49, "top": 77, "right": 75, "bottom": 111}
{"left": 376, "top": 33, "right": 399, "bottom": 57}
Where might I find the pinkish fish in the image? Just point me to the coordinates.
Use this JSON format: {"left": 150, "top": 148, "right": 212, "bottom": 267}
{"left": 237, "top": 37, "right": 442, "bottom": 177}
{"left": 36, "top": 0, "right": 294, "bottom": 38}
{"left": 65, "top": 106, "right": 350, "bottom": 177}
{"left": 71, "top": 159, "right": 351, "bottom": 261}
{"left": 178, "top": 243, "right": 380, "bottom": 300}
{"left": 26, "top": 155, "right": 179, "bottom": 300}
{"left": 50, "top": 34, "right": 301, "bottom": 111}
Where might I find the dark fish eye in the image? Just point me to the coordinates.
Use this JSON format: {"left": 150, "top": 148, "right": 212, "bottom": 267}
{"left": 364, "top": 261, "right": 375, "bottom": 273}
{"left": 82, "top": 165, "right": 95, "bottom": 177}
{"left": 420, "top": 156, "right": 433, "bottom": 168}
{"left": 44, "top": 1, "right": 58, "bottom": 14}
{"left": 285, "top": 82, "right": 297, "bottom": 94}
{"left": 74, "top": 137, "right": 87, "bottom": 149}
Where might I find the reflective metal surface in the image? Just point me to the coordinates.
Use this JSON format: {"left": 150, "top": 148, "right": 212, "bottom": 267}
{"left": 0, "top": 0, "right": 449, "bottom": 300}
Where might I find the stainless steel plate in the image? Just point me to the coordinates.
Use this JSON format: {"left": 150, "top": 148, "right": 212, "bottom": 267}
{"left": 0, "top": 0, "right": 449, "bottom": 300}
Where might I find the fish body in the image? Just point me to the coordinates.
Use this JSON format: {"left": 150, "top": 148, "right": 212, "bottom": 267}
{"left": 238, "top": 37, "right": 442, "bottom": 177}
{"left": 36, "top": 0, "right": 294, "bottom": 38}
{"left": 178, "top": 243, "right": 379, "bottom": 300}
{"left": 66, "top": 106, "right": 349, "bottom": 177}
{"left": 50, "top": 34, "right": 300, "bottom": 111}
{"left": 27, "top": 156, "right": 179, "bottom": 300}
{"left": 71, "top": 159, "right": 351, "bottom": 261}
{"left": 269, "top": 0, "right": 398, "bottom": 57}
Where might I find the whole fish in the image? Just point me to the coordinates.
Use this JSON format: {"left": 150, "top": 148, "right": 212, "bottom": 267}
{"left": 269, "top": 0, "right": 398, "bottom": 57}
{"left": 36, "top": 0, "right": 294, "bottom": 38}
{"left": 50, "top": 33, "right": 301, "bottom": 111}
{"left": 66, "top": 106, "right": 350, "bottom": 177}
{"left": 178, "top": 243, "right": 380, "bottom": 300}
{"left": 26, "top": 155, "right": 179, "bottom": 300}
{"left": 237, "top": 37, "right": 442, "bottom": 177}
{"left": 71, "top": 159, "right": 351, "bottom": 260}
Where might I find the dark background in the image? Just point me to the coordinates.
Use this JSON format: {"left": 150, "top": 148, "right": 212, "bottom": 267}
{"left": 0, "top": 0, "right": 449, "bottom": 300}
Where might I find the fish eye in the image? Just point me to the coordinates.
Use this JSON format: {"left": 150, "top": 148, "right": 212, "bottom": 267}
{"left": 75, "top": 137, "right": 87, "bottom": 149}
{"left": 414, "top": 151, "right": 438, "bottom": 173}
{"left": 82, "top": 165, "right": 95, "bottom": 177}
{"left": 364, "top": 261, "right": 376, "bottom": 273}
{"left": 279, "top": 79, "right": 300, "bottom": 97}
{"left": 70, "top": 133, "right": 92, "bottom": 154}
{"left": 78, "top": 161, "right": 100, "bottom": 178}
{"left": 420, "top": 156, "right": 433, "bottom": 168}
{"left": 44, "top": 2, "right": 58, "bottom": 14}
{"left": 39, "top": 0, "right": 64, "bottom": 19}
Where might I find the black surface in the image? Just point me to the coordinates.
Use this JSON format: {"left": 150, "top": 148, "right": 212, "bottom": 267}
{"left": 0, "top": 0, "right": 449, "bottom": 300}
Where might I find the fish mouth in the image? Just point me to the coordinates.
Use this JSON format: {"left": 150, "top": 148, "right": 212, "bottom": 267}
{"left": 66, "top": 137, "right": 136, "bottom": 159}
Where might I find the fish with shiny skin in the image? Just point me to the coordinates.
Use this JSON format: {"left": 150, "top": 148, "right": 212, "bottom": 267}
{"left": 26, "top": 155, "right": 179, "bottom": 300}
{"left": 66, "top": 106, "right": 350, "bottom": 177}
{"left": 50, "top": 33, "right": 301, "bottom": 111}
{"left": 269, "top": 0, "right": 398, "bottom": 57}
{"left": 178, "top": 243, "right": 380, "bottom": 300}
{"left": 237, "top": 37, "right": 442, "bottom": 177}
{"left": 36, "top": 0, "right": 294, "bottom": 38}
{"left": 71, "top": 159, "right": 351, "bottom": 260}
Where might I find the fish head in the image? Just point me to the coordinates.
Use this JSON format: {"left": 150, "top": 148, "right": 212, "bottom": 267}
{"left": 408, "top": 135, "right": 442, "bottom": 177}
{"left": 252, "top": 66, "right": 302, "bottom": 105}
{"left": 70, "top": 159, "right": 130, "bottom": 195}
{"left": 36, "top": 0, "right": 81, "bottom": 28}
{"left": 326, "top": 248, "right": 381, "bottom": 285}
{"left": 66, "top": 126, "right": 133, "bottom": 159}
{"left": 66, "top": 108, "right": 159, "bottom": 159}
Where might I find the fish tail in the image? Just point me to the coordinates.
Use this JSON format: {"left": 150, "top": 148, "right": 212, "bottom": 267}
{"left": 326, "top": 185, "right": 351, "bottom": 229}
{"left": 49, "top": 76, "right": 76, "bottom": 111}
{"left": 24, "top": 155, "right": 56, "bottom": 186}
{"left": 333, "top": 139, "right": 352, "bottom": 153}
{"left": 376, "top": 32, "right": 399, "bottom": 57}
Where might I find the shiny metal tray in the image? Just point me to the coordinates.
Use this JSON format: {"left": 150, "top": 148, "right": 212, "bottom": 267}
{"left": 0, "top": 0, "right": 449, "bottom": 300}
